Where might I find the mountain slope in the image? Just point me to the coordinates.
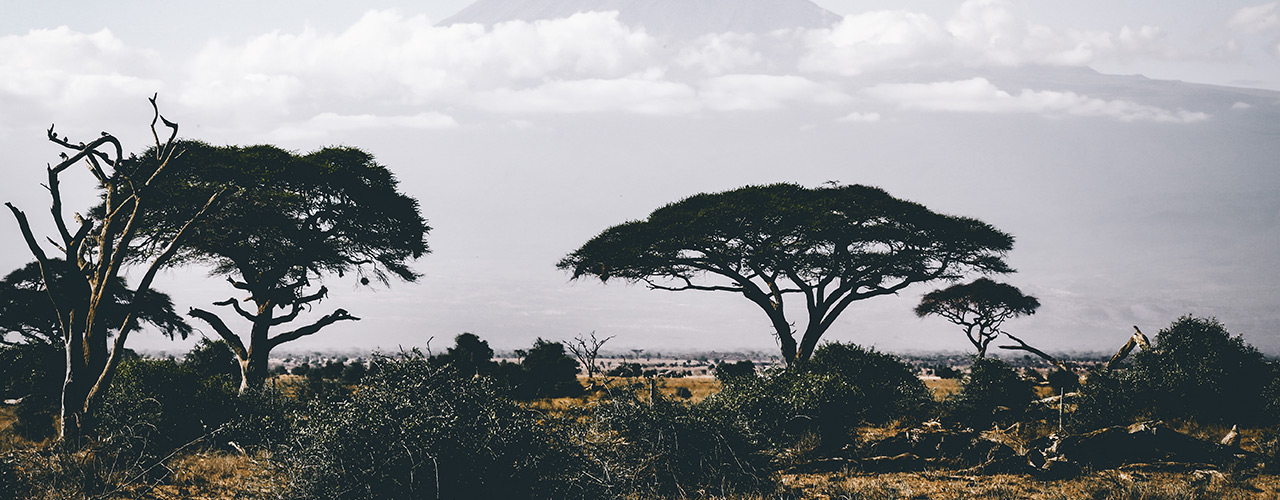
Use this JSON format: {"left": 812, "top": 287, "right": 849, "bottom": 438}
{"left": 439, "top": 0, "right": 842, "bottom": 37}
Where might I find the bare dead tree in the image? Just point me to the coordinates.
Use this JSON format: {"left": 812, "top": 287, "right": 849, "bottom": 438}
{"left": 566, "top": 331, "right": 614, "bottom": 390}
{"left": 1105, "top": 326, "right": 1151, "bottom": 370}
{"left": 998, "top": 331, "right": 1070, "bottom": 373}
{"left": 5, "top": 95, "right": 224, "bottom": 442}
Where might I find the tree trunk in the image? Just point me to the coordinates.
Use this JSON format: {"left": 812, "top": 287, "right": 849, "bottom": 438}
{"left": 59, "top": 370, "right": 88, "bottom": 444}
{"left": 795, "top": 322, "right": 831, "bottom": 364}
{"left": 238, "top": 346, "right": 271, "bottom": 394}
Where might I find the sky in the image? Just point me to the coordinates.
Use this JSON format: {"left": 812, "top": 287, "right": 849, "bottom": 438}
{"left": 2, "top": 0, "right": 1279, "bottom": 357}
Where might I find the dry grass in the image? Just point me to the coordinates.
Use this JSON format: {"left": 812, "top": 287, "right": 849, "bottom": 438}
{"left": 923, "top": 377, "right": 962, "bottom": 400}
{"left": 529, "top": 375, "right": 722, "bottom": 414}
{"left": 5, "top": 377, "right": 1279, "bottom": 499}
{"left": 785, "top": 470, "right": 1280, "bottom": 500}
{"left": 137, "top": 450, "right": 285, "bottom": 500}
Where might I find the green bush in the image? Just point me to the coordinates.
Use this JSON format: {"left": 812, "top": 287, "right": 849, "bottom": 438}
{"left": 945, "top": 357, "right": 1034, "bottom": 429}
{"left": 1130, "top": 316, "right": 1272, "bottom": 425}
{"left": 183, "top": 338, "right": 240, "bottom": 388}
{"left": 1070, "top": 368, "right": 1145, "bottom": 431}
{"left": 587, "top": 392, "right": 776, "bottom": 498}
{"left": 12, "top": 393, "right": 57, "bottom": 442}
{"left": 284, "top": 351, "right": 592, "bottom": 500}
{"left": 0, "top": 342, "right": 62, "bottom": 440}
{"left": 714, "top": 360, "right": 757, "bottom": 381}
{"left": 806, "top": 343, "right": 933, "bottom": 425}
{"left": 514, "top": 338, "right": 583, "bottom": 399}
{"left": 607, "top": 362, "right": 643, "bottom": 378}
{"left": 429, "top": 332, "right": 497, "bottom": 377}
{"left": 706, "top": 342, "right": 932, "bottom": 449}
{"left": 98, "top": 353, "right": 294, "bottom": 454}
{"left": 98, "top": 358, "right": 228, "bottom": 453}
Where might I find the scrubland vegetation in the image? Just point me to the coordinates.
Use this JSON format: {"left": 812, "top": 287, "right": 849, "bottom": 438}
{"left": 1, "top": 317, "right": 1278, "bottom": 499}
{"left": 3, "top": 105, "right": 1278, "bottom": 498}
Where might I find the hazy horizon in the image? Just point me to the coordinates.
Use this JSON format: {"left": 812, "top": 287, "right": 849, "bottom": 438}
{"left": 3, "top": 0, "right": 1279, "bottom": 356}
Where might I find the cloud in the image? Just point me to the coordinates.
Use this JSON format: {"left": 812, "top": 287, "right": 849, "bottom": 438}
{"left": 1229, "top": 3, "right": 1280, "bottom": 34}
{"left": 838, "top": 111, "right": 881, "bottom": 123}
{"left": 271, "top": 111, "right": 458, "bottom": 141}
{"left": 800, "top": 0, "right": 1173, "bottom": 74}
{"left": 865, "top": 77, "right": 1210, "bottom": 123}
{"left": 676, "top": 33, "right": 763, "bottom": 75}
{"left": 699, "top": 74, "right": 849, "bottom": 111}
{"left": 180, "top": 10, "right": 662, "bottom": 117}
{"left": 0, "top": 26, "right": 162, "bottom": 106}
{"left": 473, "top": 74, "right": 698, "bottom": 115}
{"left": 0, "top": 4, "right": 1250, "bottom": 129}
{"left": 799, "top": 10, "right": 951, "bottom": 75}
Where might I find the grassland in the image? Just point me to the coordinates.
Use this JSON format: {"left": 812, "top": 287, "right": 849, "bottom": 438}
{"left": 4, "top": 375, "right": 1278, "bottom": 499}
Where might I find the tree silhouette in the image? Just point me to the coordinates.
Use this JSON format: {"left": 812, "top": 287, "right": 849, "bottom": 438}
{"left": 430, "top": 332, "right": 497, "bottom": 378}
{"left": 914, "top": 278, "right": 1040, "bottom": 357}
{"left": 558, "top": 183, "right": 1014, "bottom": 365}
{"left": 4, "top": 96, "right": 224, "bottom": 441}
{"left": 132, "top": 141, "right": 430, "bottom": 392}
{"left": 0, "top": 261, "right": 191, "bottom": 347}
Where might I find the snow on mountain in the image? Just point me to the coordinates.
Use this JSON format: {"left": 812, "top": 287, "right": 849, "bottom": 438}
{"left": 440, "top": 0, "right": 842, "bottom": 37}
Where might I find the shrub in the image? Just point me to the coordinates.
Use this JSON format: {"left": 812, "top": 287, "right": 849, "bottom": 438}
{"left": 284, "top": 351, "right": 591, "bottom": 500}
{"left": 11, "top": 393, "right": 57, "bottom": 442}
{"left": 0, "top": 457, "right": 19, "bottom": 500}
{"left": 98, "top": 358, "right": 228, "bottom": 453}
{"left": 1070, "top": 368, "right": 1145, "bottom": 431}
{"left": 183, "top": 338, "right": 240, "bottom": 388}
{"left": 606, "top": 362, "right": 643, "bottom": 378}
{"left": 1130, "top": 316, "right": 1272, "bottom": 425}
{"left": 340, "top": 361, "right": 367, "bottom": 383}
{"left": 714, "top": 360, "right": 757, "bottom": 381}
{"left": 0, "top": 342, "right": 62, "bottom": 401}
{"left": 0, "top": 342, "right": 62, "bottom": 440}
{"left": 98, "top": 354, "right": 294, "bottom": 454}
{"left": 706, "top": 342, "right": 933, "bottom": 450}
{"left": 946, "top": 357, "right": 1034, "bottom": 429}
{"left": 429, "top": 332, "right": 496, "bottom": 377}
{"left": 509, "top": 338, "right": 583, "bottom": 399}
{"left": 587, "top": 392, "right": 776, "bottom": 498}
{"left": 806, "top": 343, "right": 933, "bottom": 425}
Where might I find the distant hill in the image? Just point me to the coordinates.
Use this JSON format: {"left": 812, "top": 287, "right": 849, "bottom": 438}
{"left": 439, "top": 0, "right": 843, "bottom": 38}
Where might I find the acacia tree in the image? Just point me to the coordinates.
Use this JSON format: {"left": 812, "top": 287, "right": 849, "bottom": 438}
{"left": 137, "top": 142, "right": 430, "bottom": 392}
{"left": 4, "top": 97, "right": 223, "bottom": 441}
{"left": 914, "top": 278, "right": 1040, "bottom": 357}
{"left": 0, "top": 261, "right": 191, "bottom": 348}
{"left": 558, "top": 183, "right": 1015, "bottom": 365}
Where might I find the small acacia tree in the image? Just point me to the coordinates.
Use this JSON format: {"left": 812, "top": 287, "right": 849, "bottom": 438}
{"left": 4, "top": 97, "right": 223, "bottom": 441}
{"left": 430, "top": 332, "right": 497, "bottom": 378}
{"left": 914, "top": 278, "right": 1040, "bottom": 357}
{"left": 0, "top": 261, "right": 191, "bottom": 348}
{"left": 558, "top": 183, "right": 1014, "bottom": 365}
{"left": 143, "top": 142, "right": 430, "bottom": 392}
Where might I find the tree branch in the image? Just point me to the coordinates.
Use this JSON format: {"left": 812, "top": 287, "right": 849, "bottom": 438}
{"left": 45, "top": 126, "right": 120, "bottom": 172}
{"left": 187, "top": 308, "right": 248, "bottom": 360}
{"left": 213, "top": 298, "right": 258, "bottom": 322}
{"left": 998, "top": 332, "right": 1069, "bottom": 373}
{"left": 268, "top": 309, "right": 360, "bottom": 349}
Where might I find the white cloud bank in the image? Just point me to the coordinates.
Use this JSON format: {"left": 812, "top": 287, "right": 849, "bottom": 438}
{"left": 866, "top": 78, "right": 1210, "bottom": 123}
{"left": 1229, "top": 3, "right": 1279, "bottom": 34}
{"left": 0, "top": 1, "right": 1222, "bottom": 131}
{"left": 0, "top": 27, "right": 162, "bottom": 103}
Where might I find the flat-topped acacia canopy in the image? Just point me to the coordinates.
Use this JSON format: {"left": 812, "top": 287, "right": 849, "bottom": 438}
{"left": 558, "top": 183, "right": 1015, "bottom": 365}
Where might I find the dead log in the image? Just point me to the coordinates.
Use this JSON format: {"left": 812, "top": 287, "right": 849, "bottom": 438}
{"left": 1105, "top": 326, "right": 1151, "bottom": 370}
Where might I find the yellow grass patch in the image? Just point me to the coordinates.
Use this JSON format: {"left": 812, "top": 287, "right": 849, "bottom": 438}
{"left": 923, "top": 377, "right": 962, "bottom": 400}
